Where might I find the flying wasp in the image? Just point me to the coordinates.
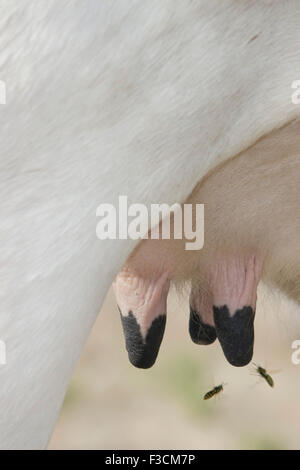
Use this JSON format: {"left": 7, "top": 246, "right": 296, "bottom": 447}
{"left": 252, "top": 363, "right": 274, "bottom": 388}
{"left": 203, "top": 383, "right": 226, "bottom": 400}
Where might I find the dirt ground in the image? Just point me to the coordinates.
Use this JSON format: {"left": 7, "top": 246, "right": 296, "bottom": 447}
{"left": 49, "top": 284, "right": 300, "bottom": 450}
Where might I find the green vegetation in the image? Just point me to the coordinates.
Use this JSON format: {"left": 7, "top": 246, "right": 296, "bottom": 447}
{"left": 157, "top": 353, "right": 215, "bottom": 419}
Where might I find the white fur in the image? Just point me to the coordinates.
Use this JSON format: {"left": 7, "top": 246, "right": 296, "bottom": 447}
{"left": 1, "top": 0, "right": 300, "bottom": 448}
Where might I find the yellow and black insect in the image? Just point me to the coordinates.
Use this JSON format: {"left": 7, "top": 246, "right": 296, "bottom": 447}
{"left": 203, "top": 383, "right": 225, "bottom": 400}
{"left": 253, "top": 363, "right": 274, "bottom": 388}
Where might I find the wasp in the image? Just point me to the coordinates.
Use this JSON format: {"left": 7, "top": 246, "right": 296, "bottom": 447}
{"left": 203, "top": 383, "right": 225, "bottom": 400}
{"left": 252, "top": 363, "right": 274, "bottom": 388}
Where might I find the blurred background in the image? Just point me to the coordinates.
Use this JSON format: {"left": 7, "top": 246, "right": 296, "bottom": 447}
{"left": 49, "top": 284, "right": 300, "bottom": 450}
